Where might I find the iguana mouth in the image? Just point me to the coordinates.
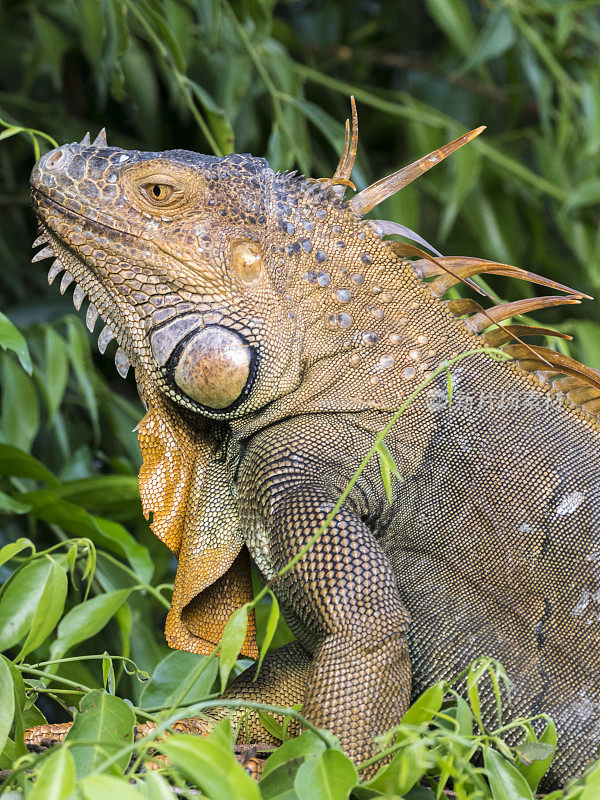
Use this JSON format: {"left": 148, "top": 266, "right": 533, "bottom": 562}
{"left": 30, "top": 214, "right": 135, "bottom": 380}
{"left": 29, "top": 129, "right": 145, "bottom": 379}
{"left": 31, "top": 221, "right": 259, "bottom": 412}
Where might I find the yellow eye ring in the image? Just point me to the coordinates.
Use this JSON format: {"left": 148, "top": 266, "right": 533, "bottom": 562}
{"left": 144, "top": 183, "right": 173, "bottom": 203}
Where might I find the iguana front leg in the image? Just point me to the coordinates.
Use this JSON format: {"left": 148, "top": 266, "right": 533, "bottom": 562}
{"left": 233, "top": 431, "right": 412, "bottom": 765}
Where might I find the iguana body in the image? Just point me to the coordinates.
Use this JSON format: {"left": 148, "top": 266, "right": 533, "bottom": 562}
{"left": 28, "top": 115, "right": 600, "bottom": 788}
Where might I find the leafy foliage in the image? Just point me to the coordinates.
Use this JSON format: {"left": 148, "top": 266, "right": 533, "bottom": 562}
{"left": 2, "top": 0, "right": 600, "bottom": 354}
{"left": 0, "top": 0, "right": 599, "bottom": 797}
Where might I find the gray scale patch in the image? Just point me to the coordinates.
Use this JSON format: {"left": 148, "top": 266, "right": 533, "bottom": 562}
{"left": 150, "top": 314, "right": 204, "bottom": 366}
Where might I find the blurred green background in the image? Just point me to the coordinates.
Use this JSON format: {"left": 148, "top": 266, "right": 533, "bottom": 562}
{"left": 2, "top": 0, "right": 600, "bottom": 338}
{"left": 0, "top": 0, "right": 599, "bottom": 736}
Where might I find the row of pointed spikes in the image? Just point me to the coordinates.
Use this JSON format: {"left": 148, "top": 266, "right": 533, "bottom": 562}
{"left": 325, "top": 102, "right": 510, "bottom": 302}
{"left": 325, "top": 99, "right": 597, "bottom": 377}
{"left": 79, "top": 129, "right": 107, "bottom": 147}
{"left": 325, "top": 97, "right": 485, "bottom": 216}
{"left": 411, "top": 255, "right": 600, "bottom": 400}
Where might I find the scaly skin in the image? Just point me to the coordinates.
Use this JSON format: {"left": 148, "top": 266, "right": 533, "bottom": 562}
{"left": 28, "top": 128, "right": 600, "bottom": 788}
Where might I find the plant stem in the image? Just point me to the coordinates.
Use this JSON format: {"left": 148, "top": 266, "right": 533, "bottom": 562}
{"left": 252, "top": 347, "right": 509, "bottom": 607}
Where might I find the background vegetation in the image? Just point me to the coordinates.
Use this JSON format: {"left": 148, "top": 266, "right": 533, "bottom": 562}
{"left": 0, "top": 0, "right": 599, "bottom": 797}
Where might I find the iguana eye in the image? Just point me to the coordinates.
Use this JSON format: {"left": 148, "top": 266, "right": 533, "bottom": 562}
{"left": 143, "top": 183, "right": 173, "bottom": 203}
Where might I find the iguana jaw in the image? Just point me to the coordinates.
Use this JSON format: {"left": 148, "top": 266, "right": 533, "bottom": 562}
{"left": 30, "top": 191, "right": 140, "bottom": 379}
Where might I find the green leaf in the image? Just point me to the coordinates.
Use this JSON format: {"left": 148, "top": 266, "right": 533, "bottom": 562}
{"left": 206, "top": 716, "right": 233, "bottom": 750}
{"left": 451, "top": 694, "right": 473, "bottom": 737}
{"left": 120, "top": 39, "right": 160, "bottom": 137}
{"left": 582, "top": 80, "right": 600, "bottom": 157}
{"left": 440, "top": 140, "right": 481, "bottom": 240}
{"left": 255, "top": 593, "right": 294, "bottom": 653}
{"left": 466, "top": 658, "right": 509, "bottom": 729}
{"left": 581, "top": 758, "right": 600, "bottom": 800}
{"left": 50, "top": 588, "right": 132, "bottom": 660}
{"left": 38, "top": 326, "right": 69, "bottom": 424}
{"left": 0, "top": 490, "right": 31, "bottom": 514}
{"left": 0, "top": 312, "right": 31, "bottom": 373}
{"left": 55, "top": 476, "right": 141, "bottom": 515}
{"left": 425, "top": 0, "right": 477, "bottom": 57}
{"left": 21, "top": 703, "right": 47, "bottom": 731}
{"left": 257, "top": 711, "right": 285, "bottom": 742}
{"left": 65, "top": 691, "right": 135, "bottom": 777}
{"left": 66, "top": 317, "right": 99, "bottom": 437}
{"left": 31, "top": 10, "right": 70, "bottom": 89}
{"left": 0, "top": 538, "right": 35, "bottom": 568}
{"left": 79, "top": 774, "right": 141, "bottom": 800}
{"left": 365, "top": 740, "right": 427, "bottom": 796}
{"left": 6, "top": 658, "right": 27, "bottom": 757}
{"left": 22, "top": 490, "right": 152, "bottom": 581}
{"left": 141, "top": 2, "right": 186, "bottom": 72}
{"left": 285, "top": 97, "right": 343, "bottom": 155}
{"left": 515, "top": 741, "right": 554, "bottom": 766}
{"left": 484, "top": 748, "right": 534, "bottom": 800}
{"left": 29, "top": 747, "right": 76, "bottom": 800}
{"left": 102, "top": 654, "right": 116, "bottom": 695}
{"left": 143, "top": 773, "right": 178, "bottom": 800}
{"left": 0, "top": 556, "right": 65, "bottom": 652}
{"left": 267, "top": 125, "right": 292, "bottom": 173}
{"left": 0, "top": 354, "right": 40, "bottom": 451}
{"left": 294, "top": 749, "right": 358, "bottom": 800}
{"left": 76, "top": 0, "right": 105, "bottom": 68}
{"left": 404, "top": 787, "right": 436, "bottom": 799}
{"left": 460, "top": 9, "right": 516, "bottom": 73}
{"left": 159, "top": 734, "right": 261, "bottom": 800}
{"left": 0, "top": 443, "right": 57, "bottom": 484}
{"left": 0, "top": 656, "right": 15, "bottom": 755}
{"left": 445, "top": 369, "right": 453, "bottom": 407}
{"left": 564, "top": 178, "right": 600, "bottom": 211}
{"left": 401, "top": 682, "right": 445, "bottom": 725}
{"left": 516, "top": 719, "right": 556, "bottom": 790}
{"left": 261, "top": 731, "right": 328, "bottom": 780}
{"left": 16, "top": 556, "right": 68, "bottom": 661}
{"left": 376, "top": 440, "right": 401, "bottom": 503}
{"left": 189, "top": 83, "right": 235, "bottom": 154}
{"left": 255, "top": 590, "right": 280, "bottom": 677}
{"left": 91, "top": 515, "right": 153, "bottom": 583}
{"left": 378, "top": 447, "right": 392, "bottom": 502}
{"left": 219, "top": 604, "right": 249, "bottom": 691}
{"left": 258, "top": 764, "right": 300, "bottom": 800}
{"left": 139, "top": 651, "right": 217, "bottom": 709}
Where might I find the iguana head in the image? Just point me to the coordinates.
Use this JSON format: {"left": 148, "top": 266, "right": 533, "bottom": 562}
{"left": 30, "top": 134, "right": 307, "bottom": 418}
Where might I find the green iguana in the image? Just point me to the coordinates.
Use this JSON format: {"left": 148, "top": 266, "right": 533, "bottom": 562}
{"left": 27, "top": 103, "right": 600, "bottom": 789}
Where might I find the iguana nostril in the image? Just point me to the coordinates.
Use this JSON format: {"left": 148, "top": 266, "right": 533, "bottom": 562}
{"left": 45, "top": 148, "right": 67, "bottom": 169}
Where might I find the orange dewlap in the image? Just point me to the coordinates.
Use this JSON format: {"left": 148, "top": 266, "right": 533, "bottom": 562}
{"left": 168, "top": 548, "right": 257, "bottom": 658}
{"left": 137, "top": 375, "right": 258, "bottom": 659}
